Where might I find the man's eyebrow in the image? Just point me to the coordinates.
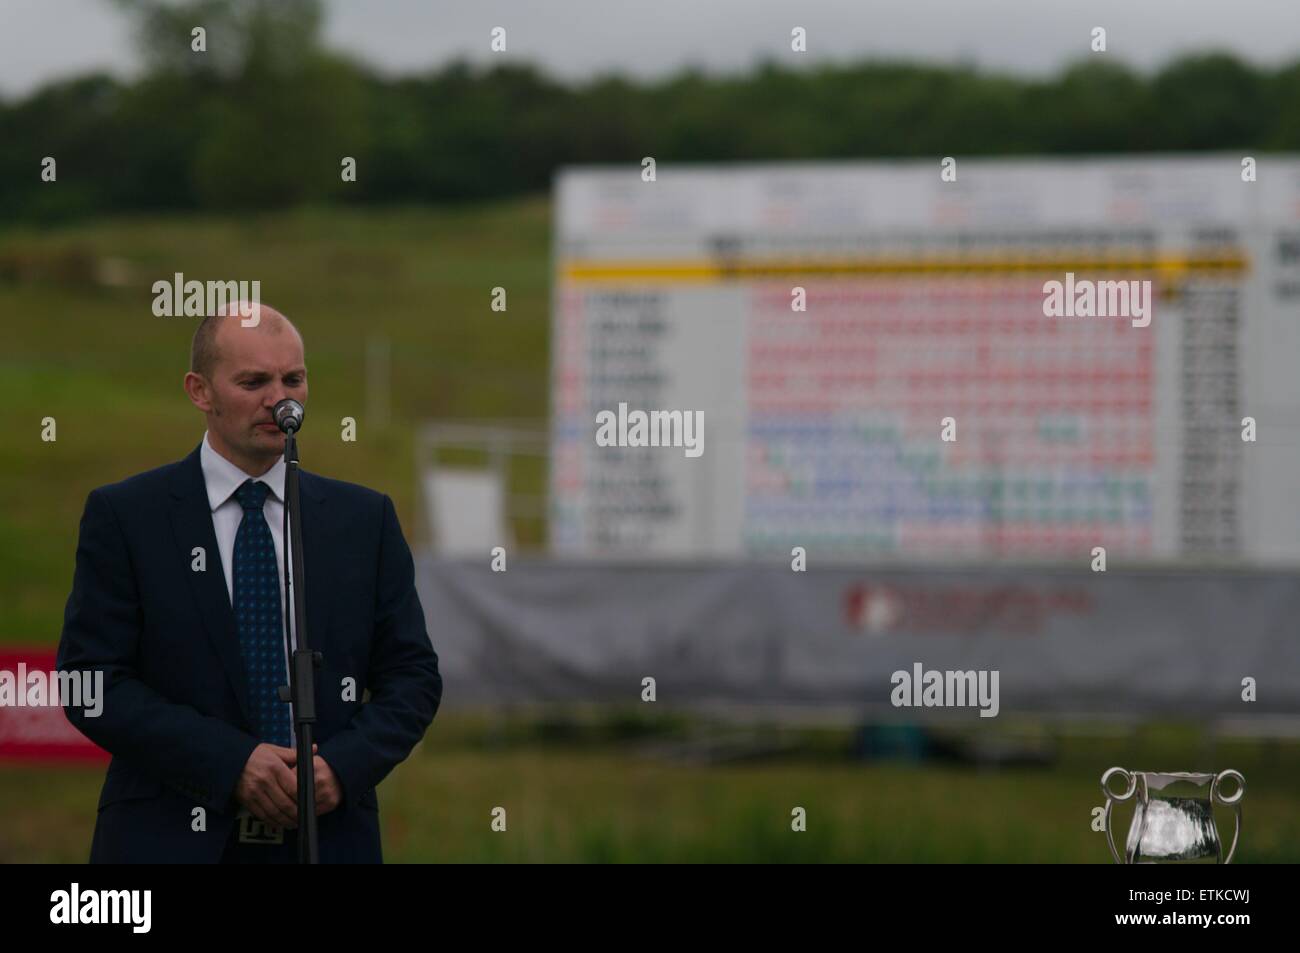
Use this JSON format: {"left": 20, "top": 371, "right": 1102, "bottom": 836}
{"left": 234, "top": 367, "right": 307, "bottom": 379}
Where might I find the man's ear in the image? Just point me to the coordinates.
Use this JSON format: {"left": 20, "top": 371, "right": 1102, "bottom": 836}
{"left": 184, "top": 371, "right": 213, "bottom": 412}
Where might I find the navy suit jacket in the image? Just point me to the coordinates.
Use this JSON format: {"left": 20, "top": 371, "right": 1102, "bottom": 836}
{"left": 57, "top": 441, "right": 442, "bottom": 863}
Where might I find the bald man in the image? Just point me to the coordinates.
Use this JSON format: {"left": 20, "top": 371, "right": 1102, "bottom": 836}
{"left": 57, "top": 303, "right": 442, "bottom": 863}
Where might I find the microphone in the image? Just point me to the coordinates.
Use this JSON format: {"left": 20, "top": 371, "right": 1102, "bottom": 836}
{"left": 273, "top": 398, "right": 305, "bottom": 434}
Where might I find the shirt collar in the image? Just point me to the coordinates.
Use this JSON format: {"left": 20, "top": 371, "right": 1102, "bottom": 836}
{"left": 200, "top": 430, "right": 286, "bottom": 511}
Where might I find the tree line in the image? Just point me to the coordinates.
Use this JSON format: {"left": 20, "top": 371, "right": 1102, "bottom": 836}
{"left": 3, "top": 0, "right": 1298, "bottom": 222}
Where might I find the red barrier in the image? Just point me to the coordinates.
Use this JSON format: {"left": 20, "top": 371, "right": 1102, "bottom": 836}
{"left": 0, "top": 648, "right": 109, "bottom": 763}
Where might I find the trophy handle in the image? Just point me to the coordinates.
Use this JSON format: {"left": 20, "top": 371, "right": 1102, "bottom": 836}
{"left": 1101, "top": 767, "right": 1135, "bottom": 864}
{"left": 1213, "top": 769, "right": 1245, "bottom": 864}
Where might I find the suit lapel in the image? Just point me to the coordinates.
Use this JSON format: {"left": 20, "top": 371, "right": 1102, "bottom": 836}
{"left": 169, "top": 443, "right": 253, "bottom": 727}
{"left": 290, "top": 469, "right": 332, "bottom": 653}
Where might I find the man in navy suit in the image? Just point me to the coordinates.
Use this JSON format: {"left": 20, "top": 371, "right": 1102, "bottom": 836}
{"left": 57, "top": 302, "right": 442, "bottom": 863}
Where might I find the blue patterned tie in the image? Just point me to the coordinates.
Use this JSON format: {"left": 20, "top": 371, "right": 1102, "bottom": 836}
{"left": 232, "top": 479, "right": 291, "bottom": 746}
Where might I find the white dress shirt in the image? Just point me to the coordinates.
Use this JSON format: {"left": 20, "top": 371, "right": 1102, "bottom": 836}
{"left": 200, "top": 430, "right": 300, "bottom": 744}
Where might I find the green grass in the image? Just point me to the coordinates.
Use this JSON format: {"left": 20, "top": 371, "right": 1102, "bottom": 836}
{"left": 3, "top": 712, "right": 1298, "bottom": 863}
{"left": 0, "top": 199, "right": 553, "bottom": 643}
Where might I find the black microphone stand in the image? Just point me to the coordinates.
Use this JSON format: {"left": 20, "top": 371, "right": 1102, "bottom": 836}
{"left": 279, "top": 421, "right": 322, "bottom": 863}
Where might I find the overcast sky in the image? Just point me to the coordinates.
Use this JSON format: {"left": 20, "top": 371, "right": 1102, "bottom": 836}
{"left": 2, "top": 0, "right": 1298, "bottom": 97}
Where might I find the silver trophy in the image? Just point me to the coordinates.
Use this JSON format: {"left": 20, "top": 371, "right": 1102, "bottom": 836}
{"left": 1101, "top": 767, "right": 1244, "bottom": 864}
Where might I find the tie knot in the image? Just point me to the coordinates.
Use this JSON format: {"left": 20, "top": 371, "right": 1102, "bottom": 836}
{"left": 235, "top": 479, "right": 270, "bottom": 512}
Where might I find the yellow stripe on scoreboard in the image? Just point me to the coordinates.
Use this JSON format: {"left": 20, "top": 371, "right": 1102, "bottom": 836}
{"left": 560, "top": 253, "right": 1249, "bottom": 283}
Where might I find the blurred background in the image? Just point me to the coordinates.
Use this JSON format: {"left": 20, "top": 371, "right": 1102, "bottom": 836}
{"left": 2, "top": 0, "right": 1299, "bottom": 862}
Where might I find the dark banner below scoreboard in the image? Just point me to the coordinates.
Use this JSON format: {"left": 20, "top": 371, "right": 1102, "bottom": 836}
{"left": 417, "top": 557, "right": 1300, "bottom": 718}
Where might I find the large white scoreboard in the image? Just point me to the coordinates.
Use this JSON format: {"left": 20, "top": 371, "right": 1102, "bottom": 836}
{"left": 549, "top": 157, "right": 1300, "bottom": 565}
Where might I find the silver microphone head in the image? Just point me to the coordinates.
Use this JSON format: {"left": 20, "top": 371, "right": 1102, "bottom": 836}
{"left": 272, "top": 398, "right": 305, "bottom": 433}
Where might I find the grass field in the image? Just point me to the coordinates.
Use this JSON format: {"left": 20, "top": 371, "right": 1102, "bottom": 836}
{"left": 3, "top": 711, "right": 1299, "bottom": 863}
{"left": 3, "top": 200, "right": 1298, "bottom": 863}
{"left": 0, "top": 198, "right": 552, "bottom": 644}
